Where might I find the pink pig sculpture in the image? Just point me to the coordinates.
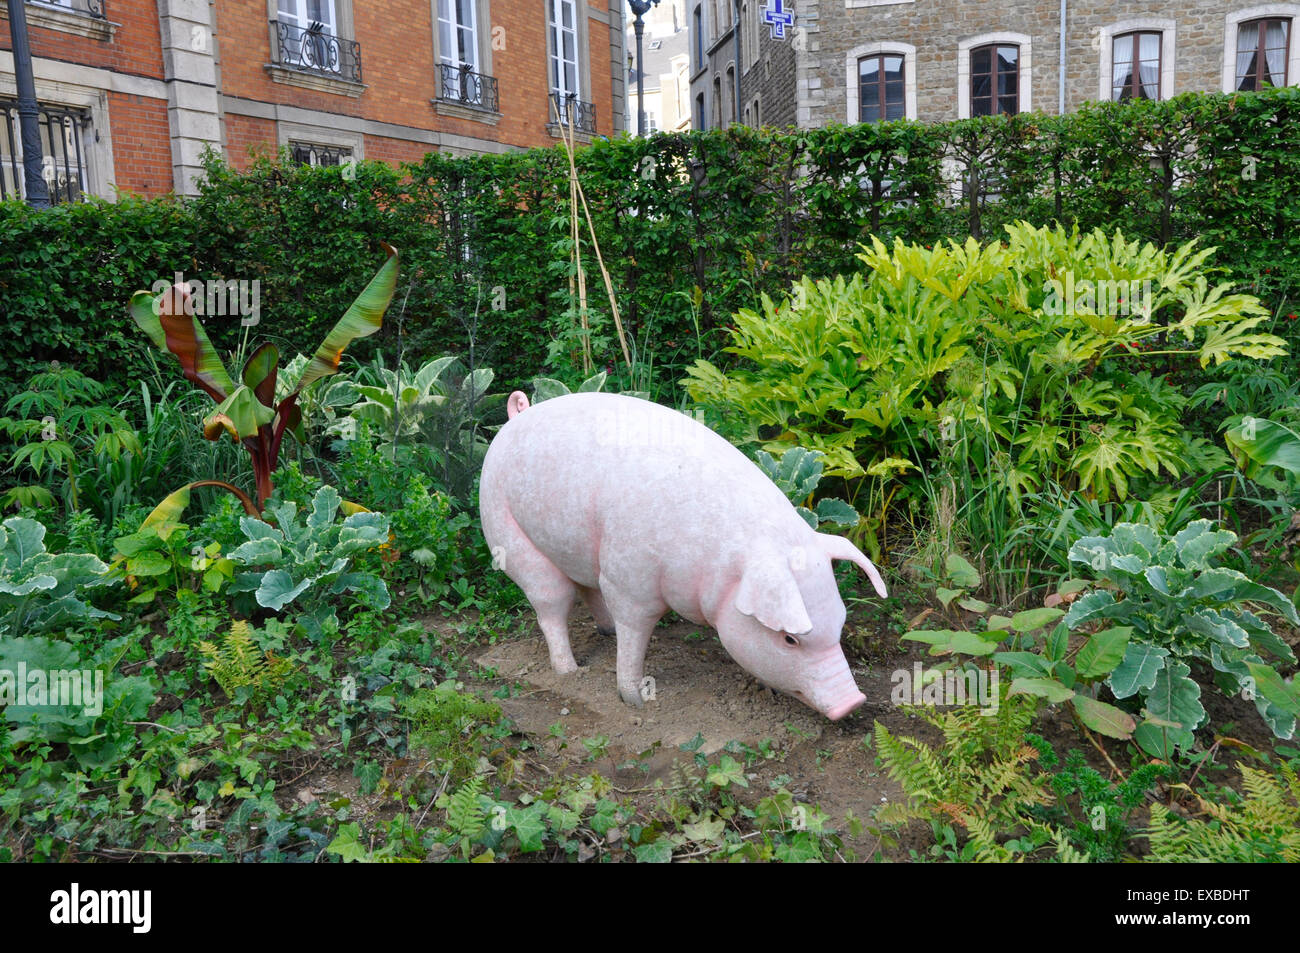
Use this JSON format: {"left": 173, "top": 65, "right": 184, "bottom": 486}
{"left": 479, "top": 391, "right": 888, "bottom": 721}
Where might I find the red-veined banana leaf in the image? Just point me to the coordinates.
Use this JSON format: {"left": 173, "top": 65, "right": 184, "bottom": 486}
{"left": 129, "top": 243, "right": 400, "bottom": 510}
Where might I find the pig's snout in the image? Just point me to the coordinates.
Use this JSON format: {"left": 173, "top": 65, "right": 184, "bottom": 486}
{"left": 789, "top": 647, "right": 867, "bottom": 721}
{"left": 824, "top": 692, "right": 867, "bottom": 721}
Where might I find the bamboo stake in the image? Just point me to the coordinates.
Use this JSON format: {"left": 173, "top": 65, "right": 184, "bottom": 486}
{"left": 551, "top": 95, "right": 633, "bottom": 370}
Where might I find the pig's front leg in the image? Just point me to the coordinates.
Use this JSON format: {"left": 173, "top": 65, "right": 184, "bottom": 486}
{"left": 614, "top": 615, "right": 658, "bottom": 708}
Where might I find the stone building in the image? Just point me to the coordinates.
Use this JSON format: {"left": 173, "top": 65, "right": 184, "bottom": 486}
{"left": 689, "top": 1, "right": 1300, "bottom": 130}
{"left": 1, "top": 0, "right": 631, "bottom": 201}
{"left": 626, "top": 0, "right": 691, "bottom": 133}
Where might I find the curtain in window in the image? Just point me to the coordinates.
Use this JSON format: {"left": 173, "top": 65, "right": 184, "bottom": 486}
{"left": 1112, "top": 38, "right": 1134, "bottom": 99}
{"left": 1238, "top": 26, "right": 1259, "bottom": 90}
{"left": 1138, "top": 33, "right": 1160, "bottom": 99}
{"left": 1265, "top": 20, "right": 1289, "bottom": 85}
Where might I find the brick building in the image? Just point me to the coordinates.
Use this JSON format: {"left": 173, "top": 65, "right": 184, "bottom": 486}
{"left": 1, "top": 0, "right": 630, "bottom": 201}
{"left": 690, "top": 1, "right": 1300, "bottom": 130}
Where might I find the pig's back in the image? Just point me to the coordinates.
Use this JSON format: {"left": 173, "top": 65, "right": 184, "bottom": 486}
{"left": 481, "top": 393, "right": 799, "bottom": 587}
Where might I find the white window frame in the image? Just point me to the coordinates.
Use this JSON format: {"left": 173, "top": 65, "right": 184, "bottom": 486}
{"left": 1222, "top": 5, "right": 1300, "bottom": 92}
{"left": 957, "top": 32, "right": 1031, "bottom": 119}
{"left": 0, "top": 75, "right": 111, "bottom": 199}
{"left": 276, "top": 120, "right": 364, "bottom": 163}
{"left": 1097, "top": 19, "right": 1175, "bottom": 102}
{"left": 845, "top": 41, "right": 916, "bottom": 123}
{"left": 437, "top": 0, "right": 479, "bottom": 70}
{"left": 549, "top": 0, "right": 581, "bottom": 99}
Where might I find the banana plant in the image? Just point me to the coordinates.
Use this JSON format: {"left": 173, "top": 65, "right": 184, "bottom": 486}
{"left": 129, "top": 243, "right": 399, "bottom": 515}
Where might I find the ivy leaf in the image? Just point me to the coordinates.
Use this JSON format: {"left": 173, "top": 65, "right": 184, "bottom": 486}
{"left": 634, "top": 839, "right": 673, "bottom": 863}
{"left": 507, "top": 804, "right": 548, "bottom": 853}
{"left": 706, "top": 755, "right": 749, "bottom": 789}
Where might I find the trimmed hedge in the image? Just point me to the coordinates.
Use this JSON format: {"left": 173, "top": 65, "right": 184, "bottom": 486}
{"left": 2, "top": 86, "right": 1298, "bottom": 401}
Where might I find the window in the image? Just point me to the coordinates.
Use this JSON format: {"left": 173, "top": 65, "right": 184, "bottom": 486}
{"left": 438, "top": 0, "right": 478, "bottom": 73}
{"left": 695, "top": 91, "right": 706, "bottom": 128}
{"left": 548, "top": 0, "right": 580, "bottom": 98}
{"left": 273, "top": 0, "right": 361, "bottom": 81}
{"left": 712, "top": 75, "right": 722, "bottom": 129}
{"left": 1236, "top": 17, "right": 1291, "bottom": 89}
{"left": 646, "top": 110, "right": 659, "bottom": 134}
{"left": 970, "top": 44, "right": 1019, "bottom": 115}
{"left": 859, "top": 53, "right": 905, "bottom": 122}
{"left": 290, "top": 141, "right": 352, "bottom": 167}
{"left": 742, "top": 0, "right": 760, "bottom": 71}
{"left": 693, "top": 5, "right": 705, "bottom": 72}
{"left": 0, "top": 99, "right": 90, "bottom": 204}
{"left": 725, "top": 65, "right": 735, "bottom": 125}
{"left": 1113, "top": 31, "right": 1162, "bottom": 100}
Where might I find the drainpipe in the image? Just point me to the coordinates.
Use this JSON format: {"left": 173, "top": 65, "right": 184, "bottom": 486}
{"left": 1059, "top": 0, "right": 1067, "bottom": 114}
{"left": 733, "top": 0, "right": 742, "bottom": 125}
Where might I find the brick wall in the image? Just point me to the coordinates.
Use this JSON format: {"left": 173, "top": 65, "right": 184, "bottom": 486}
{"left": 223, "top": 112, "right": 276, "bottom": 170}
{"left": 106, "top": 90, "right": 172, "bottom": 195}
{"left": 4, "top": 0, "right": 624, "bottom": 199}
{"left": 0, "top": 1, "right": 166, "bottom": 78}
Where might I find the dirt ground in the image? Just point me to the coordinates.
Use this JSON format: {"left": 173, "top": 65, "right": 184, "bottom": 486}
{"left": 469, "top": 607, "right": 927, "bottom": 859}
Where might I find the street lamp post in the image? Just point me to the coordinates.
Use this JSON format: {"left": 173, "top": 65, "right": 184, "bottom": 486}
{"left": 6, "top": 0, "right": 51, "bottom": 208}
{"left": 628, "top": 0, "right": 660, "bottom": 136}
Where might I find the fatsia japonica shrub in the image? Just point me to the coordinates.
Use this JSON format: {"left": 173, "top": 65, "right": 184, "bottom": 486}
{"left": 684, "top": 222, "right": 1286, "bottom": 533}
{"left": 1066, "top": 520, "right": 1300, "bottom": 758}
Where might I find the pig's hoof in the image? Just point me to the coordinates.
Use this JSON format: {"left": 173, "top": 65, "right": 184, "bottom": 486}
{"left": 619, "top": 687, "right": 645, "bottom": 709}
{"left": 553, "top": 659, "right": 579, "bottom": 676}
{"left": 596, "top": 626, "right": 615, "bottom": 637}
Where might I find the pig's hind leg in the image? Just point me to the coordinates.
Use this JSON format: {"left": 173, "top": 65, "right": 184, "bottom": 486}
{"left": 577, "top": 585, "right": 616, "bottom": 636}
{"left": 498, "top": 537, "right": 580, "bottom": 675}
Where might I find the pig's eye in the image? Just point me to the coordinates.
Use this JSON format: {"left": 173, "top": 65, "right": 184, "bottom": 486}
{"left": 784, "top": 634, "right": 799, "bottom": 647}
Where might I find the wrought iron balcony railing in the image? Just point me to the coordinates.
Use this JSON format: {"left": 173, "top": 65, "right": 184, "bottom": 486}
{"left": 1, "top": 98, "right": 90, "bottom": 204}
{"left": 271, "top": 19, "right": 362, "bottom": 83}
{"left": 34, "top": 0, "right": 106, "bottom": 19}
{"left": 550, "top": 92, "right": 596, "bottom": 135}
{"left": 438, "top": 63, "right": 500, "bottom": 112}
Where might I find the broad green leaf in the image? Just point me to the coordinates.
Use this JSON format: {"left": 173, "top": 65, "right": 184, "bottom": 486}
{"left": 1146, "top": 661, "right": 1206, "bottom": 733}
{"left": 296, "top": 243, "right": 399, "bottom": 392}
{"left": 993, "top": 651, "right": 1053, "bottom": 677}
{"left": 1245, "top": 662, "right": 1300, "bottom": 717}
{"left": 254, "top": 569, "right": 312, "bottom": 611}
{"left": 1075, "top": 627, "right": 1131, "bottom": 679}
{"left": 1064, "top": 590, "right": 1119, "bottom": 627}
{"left": 1108, "top": 643, "right": 1168, "bottom": 699}
{"left": 1071, "top": 695, "right": 1136, "bottom": 740}
{"left": 945, "top": 554, "right": 980, "bottom": 588}
{"left": 1008, "top": 677, "right": 1074, "bottom": 703}
{"left": 1224, "top": 416, "right": 1300, "bottom": 479}
{"left": 1010, "top": 607, "right": 1065, "bottom": 633}
{"left": 814, "top": 498, "right": 859, "bottom": 526}
{"left": 308, "top": 486, "right": 342, "bottom": 532}
{"left": 203, "top": 385, "right": 274, "bottom": 440}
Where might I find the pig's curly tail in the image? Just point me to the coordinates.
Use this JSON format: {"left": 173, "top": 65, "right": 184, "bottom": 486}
{"left": 507, "top": 391, "right": 530, "bottom": 420}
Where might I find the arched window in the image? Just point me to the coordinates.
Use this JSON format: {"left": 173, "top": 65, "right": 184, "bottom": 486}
{"left": 970, "top": 43, "right": 1020, "bottom": 115}
{"left": 1236, "top": 17, "right": 1291, "bottom": 89}
{"left": 858, "top": 53, "right": 906, "bottom": 122}
{"left": 1113, "top": 30, "right": 1163, "bottom": 100}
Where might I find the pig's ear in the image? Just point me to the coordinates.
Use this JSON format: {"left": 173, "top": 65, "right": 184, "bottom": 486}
{"left": 817, "top": 532, "right": 888, "bottom": 598}
{"left": 735, "top": 555, "right": 813, "bottom": 635}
